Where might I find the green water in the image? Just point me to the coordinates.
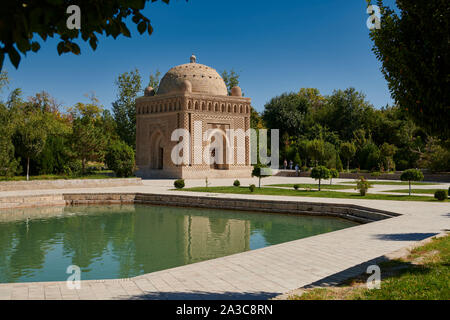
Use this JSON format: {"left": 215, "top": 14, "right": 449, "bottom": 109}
{"left": 0, "top": 204, "right": 357, "bottom": 283}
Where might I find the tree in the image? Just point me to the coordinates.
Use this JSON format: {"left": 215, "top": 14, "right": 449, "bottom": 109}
{"left": 0, "top": 104, "right": 20, "bottom": 177}
{"left": 221, "top": 70, "right": 241, "bottom": 95}
{"left": 380, "top": 142, "right": 397, "bottom": 172}
{"left": 329, "top": 168, "right": 339, "bottom": 185}
{"left": 311, "top": 166, "right": 330, "bottom": 191}
{"left": 148, "top": 70, "right": 161, "bottom": 91}
{"left": 307, "top": 139, "right": 324, "bottom": 166}
{"left": 252, "top": 164, "right": 272, "bottom": 188}
{"left": 70, "top": 102, "right": 106, "bottom": 174}
{"left": 340, "top": 141, "right": 356, "bottom": 172}
{"left": 369, "top": 0, "right": 449, "bottom": 139}
{"left": 262, "top": 93, "right": 311, "bottom": 137}
{"left": 400, "top": 169, "right": 424, "bottom": 196}
{"left": 105, "top": 140, "right": 135, "bottom": 177}
{"left": 14, "top": 112, "right": 48, "bottom": 180}
{"left": 293, "top": 152, "right": 302, "bottom": 167}
{"left": 358, "top": 143, "right": 380, "bottom": 171}
{"left": 317, "top": 88, "right": 374, "bottom": 142}
{"left": 0, "top": 0, "right": 174, "bottom": 70}
{"left": 250, "top": 107, "right": 264, "bottom": 129}
{"left": 112, "top": 69, "right": 142, "bottom": 148}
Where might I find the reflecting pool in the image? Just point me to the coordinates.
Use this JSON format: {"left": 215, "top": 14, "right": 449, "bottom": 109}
{"left": 0, "top": 204, "right": 357, "bottom": 283}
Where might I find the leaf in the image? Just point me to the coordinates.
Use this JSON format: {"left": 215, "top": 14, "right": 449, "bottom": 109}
{"left": 70, "top": 42, "right": 81, "bottom": 55}
{"left": 31, "top": 42, "right": 40, "bottom": 52}
{"left": 89, "top": 37, "right": 98, "bottom": 50}
{"left": 57, "top": 41, "right": 65, "bottom": 55}
{"left": 137, "top": 21, "right": 146, "bottom": 34}
{"left": 8, "top": 47, "right": 21, "bottom": 69}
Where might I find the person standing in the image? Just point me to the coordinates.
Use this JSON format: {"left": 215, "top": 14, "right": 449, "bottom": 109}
{"left": 289, "top": 160, "right": 293, "bottom": 170}
{"left": 283, "top": 159, "right": 288, "bottom": 170}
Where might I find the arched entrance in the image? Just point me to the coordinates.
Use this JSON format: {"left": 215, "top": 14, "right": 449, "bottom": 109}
{"left": 150, "top": 131, "right": 164, "bottom": 170}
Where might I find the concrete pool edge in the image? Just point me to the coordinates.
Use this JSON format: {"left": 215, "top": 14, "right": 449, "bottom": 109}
{"left": 0, "top": 192, "right": 400, "bottom": 224}
{"left": 0, "top": 190, "right": 447, "bottom": 300}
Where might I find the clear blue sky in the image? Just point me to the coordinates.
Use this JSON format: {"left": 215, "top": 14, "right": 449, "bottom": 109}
{"left": 1, "top": 0, "right": 397, "bottom": 113}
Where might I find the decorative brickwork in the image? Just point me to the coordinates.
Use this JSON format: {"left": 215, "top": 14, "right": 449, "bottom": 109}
{"left": 136, "top": 56, "right": 252, "bottom": 179}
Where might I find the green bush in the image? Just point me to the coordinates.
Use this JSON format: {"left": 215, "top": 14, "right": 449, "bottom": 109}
{"left": 249, "top": 184, "right": 256, "bottom": 192}
{"left": 105, "top": 140, "right": 135, "bottom": 177}
{"left": 355, "top": 176, "right": 372, "bottom": 196}
{"left": 174, "top": 179, "right": 185, "bottom": 189}
{"left": 62, "top": 159, "right": 82, "bottom": 176}
{"left": 233, "top": 179, "right": 240, "bottom": 187}
{"left": 293, "top": 184, "right": 299, "bottom": 190}
{"left": 434, "top": 190, "right": 447, "bottom": 201}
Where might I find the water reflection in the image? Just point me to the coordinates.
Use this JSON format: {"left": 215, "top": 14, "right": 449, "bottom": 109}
{"left": 0, "top": 204, "right": 357, "bottom": 283}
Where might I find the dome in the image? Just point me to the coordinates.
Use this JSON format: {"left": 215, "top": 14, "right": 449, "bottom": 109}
{"left": 157, "top": 56, "right": 228, "bottom": 96}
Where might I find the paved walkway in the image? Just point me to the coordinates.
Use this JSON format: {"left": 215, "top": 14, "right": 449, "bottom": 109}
{"left": 0, "top": 177, "right": 449, "bottom": 300}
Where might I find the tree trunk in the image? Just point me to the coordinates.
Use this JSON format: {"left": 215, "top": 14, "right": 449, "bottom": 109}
{"left": 409, "top": 181, "right": 411, "bottom": 196}
{"left": 318, "top": 179, "right": 321, "bottom": 191}
{"left": 259, "top": 176, "right": 261, "bottom": 188}
{"left": 26, "top": 157, "right": 30, "bottom": 181}
{"left": 347, "top": 160, "right": 350, "bottom": 173}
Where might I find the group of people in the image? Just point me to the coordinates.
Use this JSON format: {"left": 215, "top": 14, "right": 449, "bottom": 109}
{"left": 283, "top": 159, "right": 300, "bottom": 176}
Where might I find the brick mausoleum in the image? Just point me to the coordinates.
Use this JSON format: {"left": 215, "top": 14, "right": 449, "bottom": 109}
{"left": 135, "top": 55, "right": 252, "bottom": 179}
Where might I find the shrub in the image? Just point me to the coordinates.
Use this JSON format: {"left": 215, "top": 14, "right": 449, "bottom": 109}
{"left": 355, "top": 176, "right": 372, "bottom": 196}
{"left": 233, "top": 179, "right": 240, "bottom": 187}
{"left": 249, "top": 184, "right": 256, "bottom": 192}
{"left": 311, "top": 166, "right": 331, "bottom": 191}
{"left": 62, "top": 159, "right": 82, "bottom": 176}
{"left": 371, "top": 171, "right": 381, "bottom": 180}
{"left": 434, "top": 190, "right": 447, "bottom": 201}
{"left": 174, "top": 179, "right": 185, "bottom": 189}
{"left": 105, "top": 140, "right": 135, "bottom": 177}
{"left": 400, "top": 169, "right": 424, "bottom": 195}
{"left": 293, "top": 184, "right": 299, "bottom": 190}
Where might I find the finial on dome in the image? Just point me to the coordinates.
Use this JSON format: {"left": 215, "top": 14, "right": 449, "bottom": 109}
{"left": 190, "top": 54, "right": 196, "bottom": 63}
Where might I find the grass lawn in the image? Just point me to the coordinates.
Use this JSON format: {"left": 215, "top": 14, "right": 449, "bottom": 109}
{"left": 341, "top": 181, "right": 437, "bottom": 186}
{"left": 385, "top": 189, "right": 448, "bottom": 195}
{"left": 180, "top": 186, "right": 447, "bottom": 202}
{"left": 288, "top": 234, "right": 450, "bottom": 300}
{"left": 0, "top": 173, "right": 123, "bottom": 181}
{"left": 267, "top": 183, "right": 355, "bottom": 190}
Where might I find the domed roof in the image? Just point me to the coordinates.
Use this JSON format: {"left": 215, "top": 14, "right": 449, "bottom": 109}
{"left": 157, "top": 55, "right": 228, "bottom": 96}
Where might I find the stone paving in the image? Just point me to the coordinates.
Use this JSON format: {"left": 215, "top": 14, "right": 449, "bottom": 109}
{"left": 0, "top": 177, "right": 448, "bottom": 300}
